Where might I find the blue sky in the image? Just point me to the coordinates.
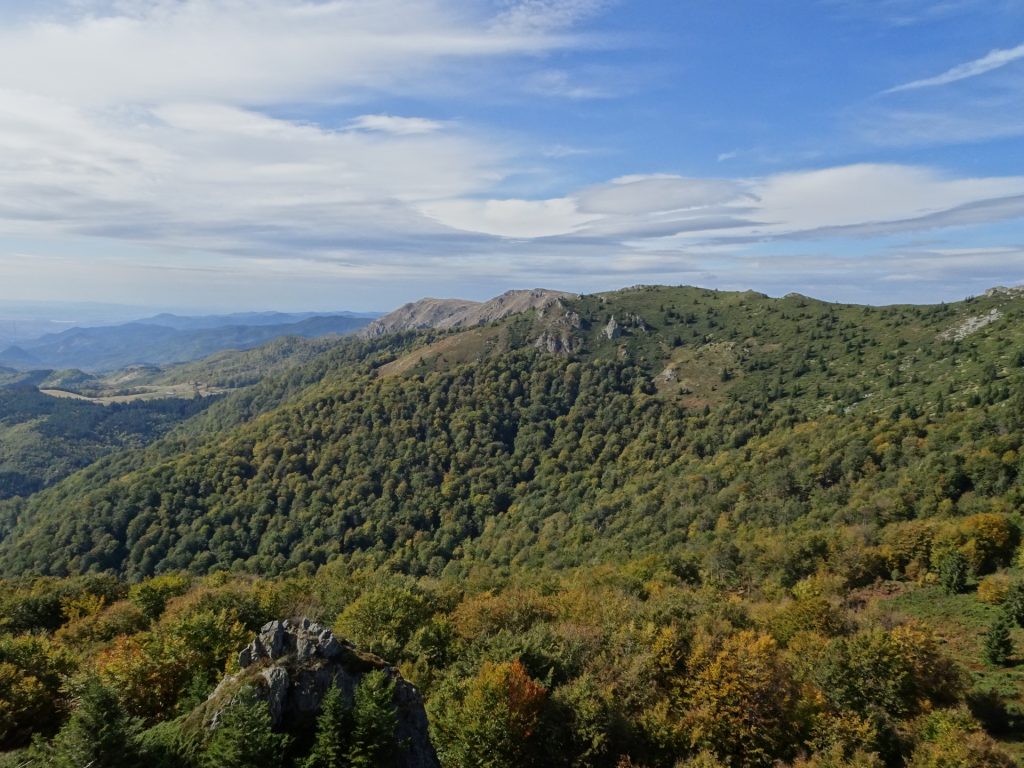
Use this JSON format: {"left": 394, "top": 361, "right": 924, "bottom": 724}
{"left": 0, "top": 0, "right": 1023, "bottom": 312}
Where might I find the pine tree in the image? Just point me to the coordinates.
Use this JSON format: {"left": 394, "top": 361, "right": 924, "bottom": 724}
{"left": 204, "top": 685, "right": 291, "bottom": 768}
{"left": 347, "top": 670, "right": 398, "bottom": 768}
{"left": 302, "top": 682, "right": 352, "bottom": 768}
{"left": 42, "top": 677, "right": 144, "bottom": 768}
{"left": 1004, "top": 581, "right": 1024, "bottom": 627}
{"left": 984, "top": 613, "right": 1014, "bottom": 666}
{"left": 938, "top": 550, "right": 968, "bottom": 595}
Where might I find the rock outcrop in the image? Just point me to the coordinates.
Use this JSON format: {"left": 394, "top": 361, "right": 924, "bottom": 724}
{"left": 985, "top": 285, "right": 1024, "bottom": 298}
{"left": 360, "top": 289, "right": 575, "bottom": 339}
{"left": 202, "top": 619, "right": 439, "bottom": 768}
{"left": 603, "top": 316, "right": 621, "bottom": 340}
{"left": 938, "top": 308, "right": 1002, "bottom": 342}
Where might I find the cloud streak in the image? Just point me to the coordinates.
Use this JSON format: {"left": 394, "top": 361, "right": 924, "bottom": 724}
{"left": 886, "top": 41, "right": 1024, "bottom": 93}
{"left": 422, "top": 165, "right": 1024, "bottom": 246}
{"left": 0, "top": 0, "right": 596, "bottom": 108}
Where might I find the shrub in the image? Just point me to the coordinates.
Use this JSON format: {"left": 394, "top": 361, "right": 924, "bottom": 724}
{"left": 976, "top": 573, "right": 1012, "bottom": 606}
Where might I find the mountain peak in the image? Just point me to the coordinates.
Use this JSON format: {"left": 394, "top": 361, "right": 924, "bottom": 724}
{"left": 360, "top": 288, "right": 573, "bottom": 339}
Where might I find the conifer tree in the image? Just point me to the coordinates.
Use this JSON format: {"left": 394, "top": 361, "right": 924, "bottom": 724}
{"left": 347, "top": 670, "right": 398, "bottom": 768}
{"left": 302, "top": 681, "right": 352, "bottom": 768}
{"left": 1003, "top": 580, "right": 1024, "bottom": 627}
{"left": 204, "top": 685, "right": 290, "bottom": 768}
{"left": 984, "top": 613, "right": 1014, "bottom": 666}
{"left": 42, "top": 677, "right": 144, "bottom": 768}
{"left": 938, "top": 550, "right": 968, "bottom": 595}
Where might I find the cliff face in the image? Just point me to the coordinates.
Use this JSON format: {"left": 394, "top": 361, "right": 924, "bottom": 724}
{"left": 200, "top": 618, "right": 439, "bottom": 768}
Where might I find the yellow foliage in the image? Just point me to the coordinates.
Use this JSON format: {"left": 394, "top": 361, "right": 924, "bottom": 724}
{"left": 931, "top": 513, "right": 1018, "bottom": 575}
{"left": 61, "top": 592, "right": 107, "bottom": 622}
{"left": 450, "top": 587, "right": 555, "bottom": 640}
{"left": 97, "top": 607, "right": 249, "bottom": 720}
{"left": 976, "top": 573, "right": 1012, "bottom": 605}
{"left": 907, "top": 708, "right": 1015, "bottom": 768}
{"left": 685, "top": 631, "right": 798, "bottom": 767}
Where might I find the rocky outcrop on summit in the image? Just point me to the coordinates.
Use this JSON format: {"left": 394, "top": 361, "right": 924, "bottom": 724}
{"left": 361, "top": 289, "right": 574, "bottom": 338}
{"left": 985, "top": 285, "right": 1024, "bottom": 298}
{"left": 199, "top": 619, "right": 439, "bottom": 768}
{"left": 359, "top": 298, "right": 481, "bottom": 339}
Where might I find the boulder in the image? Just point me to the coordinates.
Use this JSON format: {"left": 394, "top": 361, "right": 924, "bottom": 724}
{"left": 203, "top": 619, "right": 439, "bottom": 768}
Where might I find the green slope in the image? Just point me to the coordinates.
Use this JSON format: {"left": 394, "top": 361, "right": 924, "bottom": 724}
{"left": 2, "top": 285, "right": 1022, "bottom": 579}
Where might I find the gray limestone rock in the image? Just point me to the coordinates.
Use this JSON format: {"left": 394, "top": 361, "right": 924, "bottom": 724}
{"left": 603, "top": 316, "right": 621, "bottom": 340}
{"left": 211, "top": 619, "right": 439, "bottom": 768}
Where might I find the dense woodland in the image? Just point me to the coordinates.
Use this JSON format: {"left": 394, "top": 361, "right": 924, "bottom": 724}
{"left": 2, "top": 285, "right": 1024, "bottom": 766}
{"left": 0, "top": 371, "right": 211, "bottom": 499}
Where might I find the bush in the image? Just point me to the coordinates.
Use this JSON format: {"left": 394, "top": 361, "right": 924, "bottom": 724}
{"left": 976, "top": 574, "right": 1012, "bottom": 605}
{"left": 906, "top": 708, "right": 1014, "bottom": 767}
{"left": 334, "top": 577, "right": 432, "bottom": 661}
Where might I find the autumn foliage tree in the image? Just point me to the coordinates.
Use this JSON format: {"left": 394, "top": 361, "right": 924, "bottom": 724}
{"left": 430, "top": 659, "right": 548, "bottom": 768}
{"left": 684, "top": 631, "right": 800, "bottom": 767}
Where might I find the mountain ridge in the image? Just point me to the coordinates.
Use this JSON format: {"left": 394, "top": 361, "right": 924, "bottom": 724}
{"left": 0, "top": 314, "right": 373, "bottom": 372}
{"left": 4, "top": 282, "right": 1024, "bottom": 578}
{"left": 360, "top": 288, "right": 574, "bottom": 339}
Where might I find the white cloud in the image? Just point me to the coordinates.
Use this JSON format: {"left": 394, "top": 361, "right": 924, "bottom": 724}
{"left": 422, "top": 164, "right": 1024, "bottom": 246}
{"left": 576, "top": 175, "right": 747, "bottom": 215}
{"left": 0, "top": 0, "right": 590, "bottom": 108}
{"left": 346, "top": 114, "right": 444, "bottom": 135}
{"left": 749, "top": 164, "right": 1024, "bottom": 234}
{"left": 1, "top": 0, "right": 1022, "bottom": 308}
{"left": 3, "top": 81, "right": 1023, "bottom": 293}
{"left": 492, "top": 0, "right": 610, "bottom": 34}
{"left": 886, "top": 41, "right": 1024, "bottom": 93}
{"left": 0, "top": 92, "right": 507, "bottom": 253}
{"left": 421, "top": 197, "right": 598, "bottom": 238}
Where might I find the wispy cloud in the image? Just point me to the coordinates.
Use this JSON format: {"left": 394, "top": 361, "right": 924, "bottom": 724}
{"left": 886, "top": 41, "right": 1024, "bottom": 93}
{"left": 346, "top": 115, "right": 444, "bottom": 135}
{"left": 423, "top": 164, "right": 1024, "bottom": 246}
{"left": 0, "top": 0, "right": 596, "bottom": 108}
{"left": 525, "top": 69, "right": 611, "bottom": 99}
{"left": 492, "top": 0, "right": 611, "bottom": 34}
{"left": 825, "top": 0, "right": 1005, "bottom": 28}
{"left": 1, "top": 0, "right": 1023, "bottom": 309}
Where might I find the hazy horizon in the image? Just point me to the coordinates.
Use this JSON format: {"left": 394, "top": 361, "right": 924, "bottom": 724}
{"left": 1, "top": 278, "right": 1019, "bottom": 333}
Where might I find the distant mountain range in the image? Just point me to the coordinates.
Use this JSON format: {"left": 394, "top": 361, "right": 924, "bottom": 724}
{"left": 136, "top": 310, "right": 378, "bottom": 331}
{"left": 0, "top": 311, "right": 377, "bottom": 372}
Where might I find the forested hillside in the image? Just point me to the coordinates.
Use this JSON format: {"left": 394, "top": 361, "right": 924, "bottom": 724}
{"left": 0, "top": 370, "right": 212, "bottom": 499}
{"left": 2, "top": 285, "right": 1024, "bottom": 767}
